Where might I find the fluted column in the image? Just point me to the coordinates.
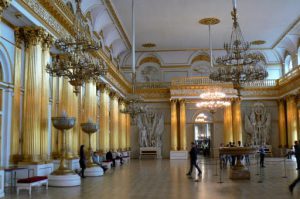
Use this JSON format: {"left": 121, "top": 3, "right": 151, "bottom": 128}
{"left": 286, "top": 95, "right": 298, "bottom": 148}
{"left": 126, "top": 112, "right": 131, "bottom": 150}
{"left": 232, "top": 98, "right": 242, "bottom": 143}
{"left": 97, "top": 83, "right": 110, "bottom": 152}
{"left": 110, "top": 92, "right": 119, "bottom": 151}
{"left": 278, "top": 99, "right": 287, "bottom": 148}
{"left": 82, "top": 82, "right": 97, "bottom": 150}
{"left": 21, "top": 27, "right": 44, "bottom": 163}
{"left": 223, "top": 102, "right": 233, "bottom": 144}
{"left": 170, "top": 99, "right": 178, "bottom": 150}
{"left": 119, "top": 99, "right": 126, "bottom": 151}
{"left": 51, "top": 76, "right": 60, "bottom": 158}
{"left": 10, "top": 31, "right": 22, "bottom": 163}
{"left": 179, "top": 99, "right": 186, "bottom": 150}
{"left": 40, "top": 34, "right": 53, "bottom": 161}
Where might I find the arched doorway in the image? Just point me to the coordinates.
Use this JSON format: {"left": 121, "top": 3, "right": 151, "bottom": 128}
{"left": 193, "top": 112, "right": 212, "bottom": 156}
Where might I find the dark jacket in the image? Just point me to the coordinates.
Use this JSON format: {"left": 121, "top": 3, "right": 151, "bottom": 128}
{"left": 189, "top": 146, "right": 197, "bottom": 161}
{"left": 79, "top": 148, "right": 86, "bottom": 169}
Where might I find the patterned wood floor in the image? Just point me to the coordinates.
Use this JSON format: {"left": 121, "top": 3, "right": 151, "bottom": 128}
{"left": 3, "top": 157, "right": 300, "bottom": 199}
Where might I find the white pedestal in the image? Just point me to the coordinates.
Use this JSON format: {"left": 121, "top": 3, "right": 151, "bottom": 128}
{"left": 25, "top": 163, "right": 54, "bottom": 176}
{"left": 85, "top": 166, "right": 104, "bottom": 177}
{"left": 170, "top": 151, "right": 188, "bottom": 160}
{"left": 48, "top": 174, "right": 81, "bottom": 187}
{"left": 0, "top": 170, "right": 4, "bottom": 198}
{"left": 53, "top": 158, "right": 80, "bottom": 171}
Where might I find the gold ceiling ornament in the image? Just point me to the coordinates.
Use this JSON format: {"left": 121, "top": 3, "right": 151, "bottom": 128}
{"left": 199, "top": 17, "right": 220, "bottom": 25}
{"left": 251, "top": 40, "right": 266, "bottom": 45}
{"left": 142, "top": 43, "right": 156, "bottom": 48}
{"left": 191, "top": 54, "right": 210, "bottom": 64}
{"left": 46, "top": 0, "right": 107, "bottom": 94}
{"left": 139, "top": 56, "right": 161, "bottom": 65}
{"left": 209, "top": 0, "right": 268, "bottom": 98}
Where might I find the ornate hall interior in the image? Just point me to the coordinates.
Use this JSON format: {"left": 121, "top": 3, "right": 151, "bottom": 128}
{"left": 0, "top": 0, "right": 300, "bottom": 198}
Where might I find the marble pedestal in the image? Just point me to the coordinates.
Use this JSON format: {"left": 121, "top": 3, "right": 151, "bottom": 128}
{"left": 48, "top": 174, "right": 81, "bottom": 187}
{"left": 230, "top": 167, "right": 250, "bottom": 180}
{"left": 170, "top": 151, "right": 188, "bottom": 160}
{"left": 85, "top": 166, "right": 104, "bottom": 177}
{"left": 53, "top": 158, "right": 80, "bottom": 171}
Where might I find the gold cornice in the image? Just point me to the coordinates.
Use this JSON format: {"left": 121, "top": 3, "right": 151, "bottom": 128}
{"left": 103, "top": 0, "right": 131, "bottom": 49}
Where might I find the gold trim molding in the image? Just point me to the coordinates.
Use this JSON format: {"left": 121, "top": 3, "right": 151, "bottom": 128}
{"left": 139, "top": 57, "right": 161, "bottom": 66}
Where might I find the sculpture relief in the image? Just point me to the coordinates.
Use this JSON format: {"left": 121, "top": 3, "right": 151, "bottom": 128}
{"left": 245, "top": 102, "right": 271, "bottom": 146}
{"left": 137, "top": 110, "right": 164, "bottom": 148}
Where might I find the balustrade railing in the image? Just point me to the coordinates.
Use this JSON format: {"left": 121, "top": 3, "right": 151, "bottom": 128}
{"left": 135, "top": 82, "right": 171, "bottom": 89}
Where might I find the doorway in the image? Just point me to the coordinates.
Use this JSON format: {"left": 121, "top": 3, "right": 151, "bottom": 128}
{"left": 194, "top": 112, "right": 212, "bottom": 156}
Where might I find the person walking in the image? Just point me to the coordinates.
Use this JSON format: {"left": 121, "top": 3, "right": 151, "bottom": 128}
{"left": 79, "top": 145, "right": 87, "bottom": 178}
{"left": 186, "top": 142, "right": 202, "bottom": 176}
{"left": 289, "top": 171, "right": 300, "bottom": 193}
{"left": 294, "top": 141, "right": 300, "bottom": 170}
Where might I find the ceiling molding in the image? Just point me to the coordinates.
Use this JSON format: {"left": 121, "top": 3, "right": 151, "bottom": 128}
{"left": 104, "top": 0, "right": 131, "bottom": 49}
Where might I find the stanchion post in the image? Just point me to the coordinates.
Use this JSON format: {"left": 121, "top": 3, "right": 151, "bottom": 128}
{"left": 256, "top": 154, "right": 259, "bottom": 176}
{"left": 214, "top": 158, "right": 218, "bottom": 176}
{"left": 258, "top": 163, "right": 263, "bottom": 183}
{"left": 282, "top": 157, "right": 287, "bottom": 178}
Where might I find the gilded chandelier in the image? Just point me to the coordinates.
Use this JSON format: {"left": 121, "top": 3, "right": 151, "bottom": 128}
{"left": 46, "top": 0, "right": 106, "bottom": 94}
{"left": 209, "top": 0, "right": 268, "bottom": 97}
{"left": 196, "top": 91, "right": 230, "bottom": 113}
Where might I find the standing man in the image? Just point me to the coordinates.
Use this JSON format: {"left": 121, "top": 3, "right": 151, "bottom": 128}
{"left": 294, "top": 141, "right": 300, "bottom": 170}
{"left": 259, "top": 145, "right": 265, "bottom": 168}
{"left": 186, "top": 142, "right": 202, "bottom": 176}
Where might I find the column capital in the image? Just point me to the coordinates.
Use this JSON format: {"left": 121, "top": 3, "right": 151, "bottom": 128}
{"left": 96, "top": 82, "right": 110, "bottom": 93}
{"left": 109, "top": 91, "right": 119, "bottom": 100}
{"left": 179, "top": 99, "right": 185, "bottom": 104}
{"left": 170, "top": 99, "right": 178, "bottom": 103}
{"left": 14, "top": 27, "right": 51, "bottom": 48}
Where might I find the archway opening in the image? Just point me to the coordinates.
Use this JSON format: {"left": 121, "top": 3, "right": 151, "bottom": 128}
{"left": 194, "top": 112, "right": 212, "bottom": 157}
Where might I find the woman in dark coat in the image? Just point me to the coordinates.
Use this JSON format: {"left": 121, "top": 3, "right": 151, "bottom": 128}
{"left": 79, "top": 145, "right": 86, "bottom": 178}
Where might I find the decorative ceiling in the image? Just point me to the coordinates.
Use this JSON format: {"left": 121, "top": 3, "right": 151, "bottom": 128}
{"left": 111, "top": 0, "right": 300, "bottom": 51}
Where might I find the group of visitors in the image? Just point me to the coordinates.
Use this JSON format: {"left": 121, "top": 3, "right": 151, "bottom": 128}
{"left": 78, "top": 145, "right": 125, "bottom": 178}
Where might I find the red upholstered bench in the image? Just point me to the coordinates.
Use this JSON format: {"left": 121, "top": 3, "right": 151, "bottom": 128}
{"left": 17, "top": 176, "right": 48, "bottom": 196}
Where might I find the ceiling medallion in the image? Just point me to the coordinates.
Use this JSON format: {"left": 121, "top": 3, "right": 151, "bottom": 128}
{"left": 199, "top": 17, "right": 220, "bottom": 25}
{"left": 209, "top": 0, "right": 268, "bottom": 98}
{"left": 251, "top": 40, "right": 266, "bottom": 45}
{"left": 142, "top": 43, "right": 156, "bottom": 48}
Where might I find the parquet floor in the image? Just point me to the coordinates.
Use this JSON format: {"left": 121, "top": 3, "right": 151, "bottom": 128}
{"left": 3, "top": 157, "right": 300, "bottom": 199}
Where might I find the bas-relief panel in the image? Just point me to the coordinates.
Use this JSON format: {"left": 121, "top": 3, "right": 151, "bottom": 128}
{"left": 130, "top": 102, "right": 171, "bottom": 158}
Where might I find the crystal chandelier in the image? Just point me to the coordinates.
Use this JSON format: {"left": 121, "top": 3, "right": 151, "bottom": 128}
{"left": 209, "top": 0, "right": 268, "bottom": 97}
{"left": 197, "top": 91, "right": 230, "bottom": 113}
{"left": 120, "top": 0, "right": 146, "bottom": 124}
{"left": 46, "top": 0, "right": 106, "bottom": 94}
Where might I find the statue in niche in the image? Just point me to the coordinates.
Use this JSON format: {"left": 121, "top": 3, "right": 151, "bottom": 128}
{"left": 137, "top": 110, "right": 164, "bottom": 148}
{"left": 245, "top": 102, "right": 271, "bottom": 146}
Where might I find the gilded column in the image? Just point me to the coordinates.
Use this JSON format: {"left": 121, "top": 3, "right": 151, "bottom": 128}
{"left": 97, "top": 83, "right": 110, "bottom": 152}
{"left": 223, "top": 102, "right": 233, "bottom": 144}
{"left": 40, "top": 33, "right": 53, "bottom": 161}
{"left": 10, "top": 30, "right": 22, "bottom": 163}
{"left": 119, "top": 99, "right": 126, "bottom": 151}
{"left": 82, "top": 82, "right": 97, "bottom": 150}
{"left": 170, "top": 99, "right": 178, "bottom": 151}
{"left": 126, "top": 112, "right": 131, "bottom": 150}
{"left": 232, "top": 98, "right": 242, "bottom": 143}
{"left": 179, "top": 99, "right": 186, "bottom": 150}
{"left": 109, "top": 92, "right": 119, "bottom": 151}
{"left": 51, "top": 76, "right": 60, "bottom": 158}
{"left": 21, "top": 27, "right": 44, "bottom": 163}
{"left": 278, "top": 99, "right": 287, "bottom": 148}
{"left": 286, "top": 95, "right": 298, "bottom": 148}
